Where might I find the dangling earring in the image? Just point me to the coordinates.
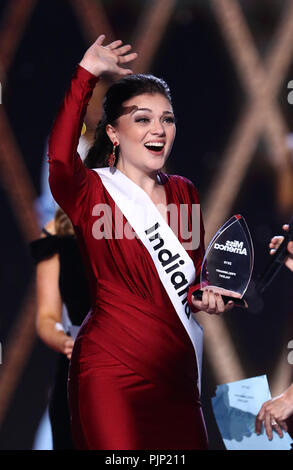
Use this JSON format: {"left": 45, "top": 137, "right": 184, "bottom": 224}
{"left": 108, "top": 141, "right": 118, "bottom": 167}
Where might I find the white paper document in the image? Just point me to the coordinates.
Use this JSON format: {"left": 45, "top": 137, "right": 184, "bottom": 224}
{"left": 211, "top": 375, "right": 293, "bottom": 450}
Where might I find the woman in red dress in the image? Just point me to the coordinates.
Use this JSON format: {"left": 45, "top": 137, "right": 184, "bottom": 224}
{"left": 48, "top": 35, "right": 235, "bottom": 450}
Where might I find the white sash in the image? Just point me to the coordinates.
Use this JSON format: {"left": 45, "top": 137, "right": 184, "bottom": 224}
{"left": 93, "top": 167, "right": 203, "bottom": 391}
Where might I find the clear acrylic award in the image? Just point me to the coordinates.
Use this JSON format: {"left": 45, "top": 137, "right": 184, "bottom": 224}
{"left": 193, "top": 215, "right": 254, "bottom": 307}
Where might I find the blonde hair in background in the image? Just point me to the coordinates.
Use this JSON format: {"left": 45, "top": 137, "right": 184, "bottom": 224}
{"left": 54, "top": 207, "right": 75, "bottom": 237}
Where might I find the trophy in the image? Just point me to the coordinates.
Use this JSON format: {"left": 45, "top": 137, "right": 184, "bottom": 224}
{"left": 192, "top": 215, "right": 254, "bottom": 307}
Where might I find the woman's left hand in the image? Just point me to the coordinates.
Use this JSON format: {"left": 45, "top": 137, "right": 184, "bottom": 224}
{"left": 191, "top": 287, "right": 242, "bottom": 315}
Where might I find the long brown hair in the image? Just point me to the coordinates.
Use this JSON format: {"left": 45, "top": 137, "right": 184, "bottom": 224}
{"left": 54, "top": 207, "right": 75, "bottom": 237}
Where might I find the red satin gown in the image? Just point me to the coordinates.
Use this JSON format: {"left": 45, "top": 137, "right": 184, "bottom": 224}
{"left": 48, "top": 65, "right": 208, "bottom": 450}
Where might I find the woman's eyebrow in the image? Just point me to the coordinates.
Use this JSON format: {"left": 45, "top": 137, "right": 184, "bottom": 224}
{"left": 132, "top": 108, "right": 174, "bottom": 114}
{"left": 131, "top": 107, "right": 151, "bottom": 113}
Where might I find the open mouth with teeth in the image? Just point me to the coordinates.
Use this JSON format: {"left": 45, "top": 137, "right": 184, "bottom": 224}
{"left": 144, "top": 142, "right": 165, "bottom": 153}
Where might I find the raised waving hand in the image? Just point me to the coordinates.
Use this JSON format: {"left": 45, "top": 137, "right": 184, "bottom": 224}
{"left": 79, "top": 35, "right": 137, "bottom": 78}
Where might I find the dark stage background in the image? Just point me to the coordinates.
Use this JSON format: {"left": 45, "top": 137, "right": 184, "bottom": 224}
{"left": 0, "top": 0, "right": 293, "bottom": 450}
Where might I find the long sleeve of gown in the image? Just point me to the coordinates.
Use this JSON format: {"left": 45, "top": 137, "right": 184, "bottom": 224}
{"left": 48, "top": 65, "right": 99, "bottom": 225}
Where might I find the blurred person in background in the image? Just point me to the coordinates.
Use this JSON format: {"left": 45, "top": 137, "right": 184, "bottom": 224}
{"left": 255, "top": 224, "right": 293, "bottom": 441}
{"left": 30, "top": 208, "right": 90, "bottom": 449}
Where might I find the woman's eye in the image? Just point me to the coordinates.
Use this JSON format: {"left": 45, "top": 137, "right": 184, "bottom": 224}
{"left": 163, "top": 116, "right": 175, "bottom": 124}
{"left": 134, "top": 116, "right": 175, "bottom": 124}
{"left": 135, "top": 117, "right": 150, "bottom": 123}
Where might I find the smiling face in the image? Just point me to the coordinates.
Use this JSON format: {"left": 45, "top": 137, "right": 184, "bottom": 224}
{"left": 106, "top": 92, "right": 176, "bottom": 174}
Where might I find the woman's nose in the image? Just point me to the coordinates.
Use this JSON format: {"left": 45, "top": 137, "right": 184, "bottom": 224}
{"left": 150, "top": 120, "right": 165, "bottom": 135}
